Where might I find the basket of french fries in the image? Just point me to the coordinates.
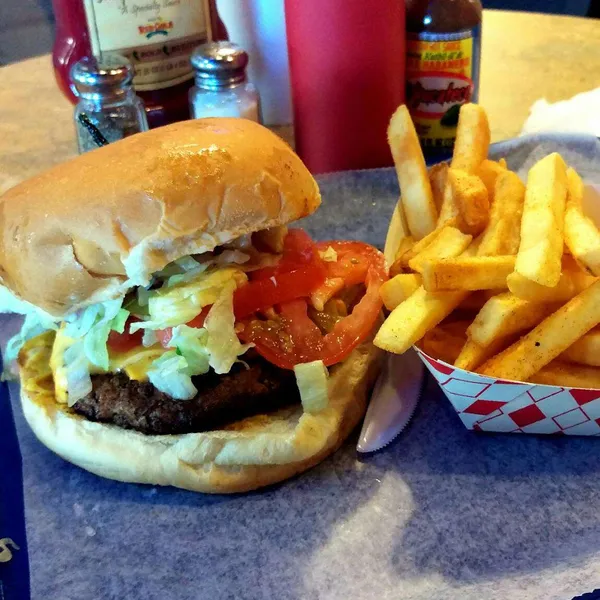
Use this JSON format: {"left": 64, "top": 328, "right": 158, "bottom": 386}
{"left": 375, "top": 103, "right": 600, "bottom": 435}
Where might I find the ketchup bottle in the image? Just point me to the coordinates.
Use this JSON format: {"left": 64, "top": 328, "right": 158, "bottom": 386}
{"left": 51, "top": 0, "right": 225, "bottom": 129}
{"left": 285, "top": 0, "right": 406, "bottom": 174}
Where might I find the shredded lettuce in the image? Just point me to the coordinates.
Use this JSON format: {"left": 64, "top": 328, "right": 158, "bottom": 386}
{"left": 64, "top": 341, "right": 92, "bottom": 406}
{"left": 144, "top": 278, "right": 252, "bottom": 400}
{"left": 147, "top": 351, "right": 198, "bottom": 400}
{"left": 130, "top": 267, "right": 246, "bottom": 332}
{"left": 170, "top": 325, "right": 211, "bottom": 374}
{"left": 3, "top": 312, "right": 59, "bottom": 374}
{"left": 59, "top": 300, "right": 126, "bottom": 404}
{"left": 294, "top": 360, "right": 330, "bottom": 414}
{"left": 111, "top": 309, "right": 130, "bottom": 334}
{"left": 204, "top": 280, "right": 252, "bottom": 374}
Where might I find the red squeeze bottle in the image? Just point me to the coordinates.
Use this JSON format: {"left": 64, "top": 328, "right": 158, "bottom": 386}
{"left": 285, "top": 0, "right": 406, "bottom": 174}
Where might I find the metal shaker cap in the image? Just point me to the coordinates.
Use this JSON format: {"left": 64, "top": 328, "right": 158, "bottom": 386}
{"left": 70, "top": 54, "right": 134, "bottom": 97}
{"left": 191, "top": 42, "right": 249, "bottom": 89}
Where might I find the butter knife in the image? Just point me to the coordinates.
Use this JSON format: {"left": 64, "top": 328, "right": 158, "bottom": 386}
{"left": 357, "top": 349, "right": 425, "bottom": 453}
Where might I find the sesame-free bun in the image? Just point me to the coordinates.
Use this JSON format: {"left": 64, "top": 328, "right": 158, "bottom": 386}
{"left": 19, "top": 333, "right": 381, "bottom": 494}
{"left": 0, "top": 119, "right": 320, "bottom": 317}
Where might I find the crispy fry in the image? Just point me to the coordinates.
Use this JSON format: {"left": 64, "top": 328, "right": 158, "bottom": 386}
{"left": 479, "top": 280, "right": 600, "bottom": 381}
{"left": 561, "top": 327, "right": 600, "bottom": 366}
{"left": 374, "top": 286, "right": 468, "bottom": 354}
{"left": 458, "top": 290, "right": 502, "bottom": 312}
{"left": 530, "top": 360, "right": 600, "bottom": 388}
{"left": 437, "top": 181, "right": 461, "bottom": 227}
{"left": 564, "top": 167, "right": 600, "bottom": 275}
{"left": 507, "top": 269, "right": 596, "bottom": 303}
{"left": 467, "top": 292, "right": 558, "bottom": 347}
{"left": 408, "top": 227, "right": 472, "bottom": 272}
{"left": 380, "top": 273, "right": 422, "bottom": 311}
{"left": 447, "top": 169, "right": 489, "bottom": 236}
{"left": 400, "top": 220, "right": 459, "bottom": 268}
{"left": 429, "top": 163, "right": 448, "bottom": 213}
{"left": 476, "top": 159, "right": 506, "bottom": 197}
{"left": 513, "top": 152, "right": 568, "bottom": 287}
{"left": 499, "top": 158, "right": 508, "bottom": 169}
{"left": 389, "top": 236, "right": 416, "bottom": 276}
{"left": 455, "top": 336, "right": 509, "bottom": 372}
{"left": 419, "top": 320, "right": 469, "bottom": 364}
{"left": 477, "top": 170, "right": 525, "bottom": 256}
{"left": 417, "top": 255, "right": 515, "bottom": 291}
{"left": 451, "top": 103, "right": 491, "bottom": 173}
{"left": 388, "top": 105, "right": 438, "bottom": 239}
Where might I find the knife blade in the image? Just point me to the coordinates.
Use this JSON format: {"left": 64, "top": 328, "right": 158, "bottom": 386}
{"left": 357, "top": 349, "right": 425, "bottom": 453}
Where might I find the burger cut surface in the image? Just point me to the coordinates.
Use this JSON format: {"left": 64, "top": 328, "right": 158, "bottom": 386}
{"left": 72, "top": 353, "right": 300, "bottom": 435}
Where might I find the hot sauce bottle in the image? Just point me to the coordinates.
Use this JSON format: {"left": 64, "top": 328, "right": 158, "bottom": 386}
{"left": 405, "top": 0, "right": 482, "bottom": 161}
{"left": 52, "top": 0, "right": 224, "bottom": 129}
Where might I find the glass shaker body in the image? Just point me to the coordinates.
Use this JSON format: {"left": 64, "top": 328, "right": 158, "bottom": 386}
{"left": 189, "top": 42, "right": 261, "bottom": 122}
{"left": 74, "top": 90, "right": 149, "bottom": 154}
{"left": 71, "top": 55, "right": 149, "bottom": 154}
{"left": 189, "top": 81, "right": 261, "bottom": 121}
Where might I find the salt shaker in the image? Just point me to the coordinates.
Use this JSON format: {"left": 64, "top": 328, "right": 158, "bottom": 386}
{"left": 71, "top": 55, "right": 148, "bottom": 154}
{"left": 189, "top": 42, "right": 261, "bottom": 122}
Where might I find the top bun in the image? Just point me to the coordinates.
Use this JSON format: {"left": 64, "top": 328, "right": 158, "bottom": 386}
{"left": 0, "top": 119, "right": 320, "bottom": 317}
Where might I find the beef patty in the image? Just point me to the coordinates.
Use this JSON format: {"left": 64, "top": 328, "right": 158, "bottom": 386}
{"left": 72, "top": 354, "right": 300, "bottom": 435}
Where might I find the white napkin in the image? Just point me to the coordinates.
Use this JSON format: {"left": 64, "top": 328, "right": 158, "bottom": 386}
{"left": 522, "top": 87, "right": 600, "bottom": 137}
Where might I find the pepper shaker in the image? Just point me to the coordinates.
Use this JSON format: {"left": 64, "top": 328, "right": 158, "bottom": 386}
{"left": 189, "top": 42, "right": 261, "bottom": 122}
{"left": 71, "top": 55, "right": 149, "bottom": 154}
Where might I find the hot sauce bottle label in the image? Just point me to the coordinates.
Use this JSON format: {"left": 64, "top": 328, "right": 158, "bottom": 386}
{"left": 406, "top": 30, "right": 479, "bottom": 150}
{"left": 83, "top": 0, "right": 208, "bottom": 92}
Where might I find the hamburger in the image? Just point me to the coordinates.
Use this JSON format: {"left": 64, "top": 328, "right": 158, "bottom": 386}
{"left": 0, "top": 119, "right": 385, "bottom": 493}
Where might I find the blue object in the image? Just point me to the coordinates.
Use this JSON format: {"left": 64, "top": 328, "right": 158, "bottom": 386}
{"left": 0, "top": 378, "right": 30, "bottom": 599}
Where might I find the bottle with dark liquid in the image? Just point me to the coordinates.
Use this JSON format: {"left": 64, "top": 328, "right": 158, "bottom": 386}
{"left": 52, "top": 0, "right": 225, "bottom": 129}
{"left": 405, "top": 0, "right": 482, "bottom": 161}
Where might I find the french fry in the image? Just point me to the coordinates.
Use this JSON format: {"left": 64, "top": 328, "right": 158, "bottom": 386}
{"left": 530, "top": 360, "right": 600, "bottom": 388}
{"left": 417, "top": 255, "right": 515, "bottom": 292}
{"left": 388, "top": 105, "right": 438, "bottom": 240}
{"left": 419, "top": 320, "right": 469, "bottom": 364}
{"left": 477, "top": 170, "right": 525, "bottom": 256}
{"left": 467, "top": 292, "right": 558, "bottom": 347}
{"left": 374, "top": 286, "right": 468, "bottom": 354}
{"left": 512, "top": 152, "right": 568, "bottom": 287}
{"left": 408, "top": 227, "right": 472, "bottom": 272}
{"left": 458, "top": 290, "right": 503, "bottom": 313}
{"left": 476, "top": 159, "right": 506, "bottom": 197}
{"left": 429, "top": 163, "right": 448, "bottom": 213}
{"left": 499, "top": 158, "right": 508, "bottom": 169}
{"left": 380, "top": 273, "right": 422, "bottom": 311}
{"left": 400, "top": 220, "right": 459, "bottom": 268}
{"left": 389, "top": 236, "right": 416, "bottom": 277}
{"left": 561, "top": 327, "right": 600, "bottom": 367}
{"left": 479, "top": 280, "right": 600, "bottom": 381}
{"left": 455, "top": 336, "right": 509, "bottom": 372}
{"left": 563, "top": 167, "right": 600, "bottom": 276}
{"left": 451, "top": 103, "right": 491, "bottom": 173}
{"left": 447, "top": 169, "right": 489, "bottom": 235}
{"left": 437, "top": 180, "right": 461, "bottom": 227}
{"left": 507, "top": 269, "right": 596, "bottom": 303}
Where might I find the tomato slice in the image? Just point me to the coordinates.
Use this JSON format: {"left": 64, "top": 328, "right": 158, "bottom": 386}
{"left": 239, "top": 241, "right": 387, "bottom": 368}
{"left": 156, "top": 306, "right": 211, "bottom": 348}
{"left": 107, "top": 317, "right": 144, "bottom": 353}
{"left": 233, "top": 229, "right": 326, "bottom": 319}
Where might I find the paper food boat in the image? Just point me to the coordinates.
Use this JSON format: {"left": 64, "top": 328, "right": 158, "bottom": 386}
{"left": 384, "top": 183, "right": 600, "bottom": 436}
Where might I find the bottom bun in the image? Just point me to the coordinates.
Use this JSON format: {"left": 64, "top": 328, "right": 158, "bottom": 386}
{"left": 19, "top": 334, "right": 382, "bottom": 493}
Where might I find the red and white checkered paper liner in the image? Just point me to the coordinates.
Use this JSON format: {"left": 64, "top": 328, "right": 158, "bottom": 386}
{"left": 415, "top": 349, "right": 600, "bottom": 436}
